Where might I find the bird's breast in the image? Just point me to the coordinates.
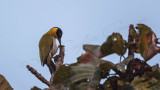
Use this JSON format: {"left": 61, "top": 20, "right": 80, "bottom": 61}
{"left": 50, "top": 38, "right": 58, "bottom": 57}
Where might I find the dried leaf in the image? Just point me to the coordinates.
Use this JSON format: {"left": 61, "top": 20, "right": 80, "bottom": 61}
{"left": 77, "top": 52, "right": 94, "bottom": 64}
{"left": 77, "top": 52, "right": 101, "bottom": 66}
{"left": 83, "top": 44, "right": 101, "bottom": 57}
{"left": 0, "top": 74, "right": 13, "bottom": 90}
{"left": 136, "top": 24, "right": 160, "bottom": 61}
{"left": 140, "top": 32, "right": 160, "bottom": 60}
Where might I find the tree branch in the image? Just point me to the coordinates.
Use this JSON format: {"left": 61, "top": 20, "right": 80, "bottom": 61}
{"left": 54, "top": 45, "right": 65, "bottom": 72}
{"left": 128, "top": 24, "right": 135, "bottom": 56}
{"left": 26, "top": 65, "right": 50, "bottom": 86}
{"left": 26, "top": 45, "right": 65, "bottom": 90}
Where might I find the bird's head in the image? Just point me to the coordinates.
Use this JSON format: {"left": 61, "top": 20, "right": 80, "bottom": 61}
{"left": 47, "top": 27, "right": 63, "bottom": 45}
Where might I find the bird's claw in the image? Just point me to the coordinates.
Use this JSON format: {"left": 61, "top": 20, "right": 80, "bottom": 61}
{"left": 54, "top": 55, "right": 60, "bottom": 62}
{"left": 58, "top": 45, "right": 65, "bottom": 48}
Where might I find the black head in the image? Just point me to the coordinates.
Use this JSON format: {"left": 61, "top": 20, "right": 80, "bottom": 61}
{"left": 56, "top": 28, "right": 63, "bottom": 45}
{"left": 56, "top": 28, "right": 62, "bottom": 38}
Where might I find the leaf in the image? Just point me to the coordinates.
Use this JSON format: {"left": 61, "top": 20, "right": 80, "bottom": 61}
{"left": 116, "top": 55, "right": 134, "bottom": 72}
{"left": 77, "top": 52, "right": 101, "bottom": 65}
{"left": 136, "top": 24, "right": 152, "bottom": 37}
{"left": 129, "top": 24, "right": 138, "bottom": 40}
{"left": 53, "top": 65, "right": 70, "bottom": 85}
{"left": 103, "top": 76, "right": 119, "bottom": 89}
{"left": 136, "top": 24, "right": 160, "bottom": 61}
{"left": 119, "top": 84, "right": 135, "bottom": 90}
{"left": 89, "top": 68, "right": 101, "bottom": 88}
{"left": 131, "top": 77, "right": 157, "bottom": 89}
{"left": 96, "top": 84, "right": 108, "bottom": 90}
{"left": 129, "top": 24, "right": 140, "bottom": 53}
{"left": 0, "top": 74, "right": 13, "bottom": 90}
{"left": 70, "top": 64, "right": 101, "bottom": 89}
{"left": 140, "top": 32, "right": 160, "bottom": 60}
{"left": 70, "top": 82, "right": 88, "bottom": 90}
{"left": 100, "top": 33, "right": 127, "bottom": 57}
{"left": 53, "top": 84, "right": 65, "bottom": 90}
{"left": 150, "top": 80, "right": 160, "bottom": 90}
{"left": 70, "top": 64, "right": 96, "bottom": 83}
{"left": 77, "top": 52, "right": 94, "bottom": 64}
{"left": 100, "top": 60, "right": 116, "bottom": 78}
{"left": 150, "top": 64, "right": 160, "bottom": 80}
{"left": 152, "top": 64, "right": 160, "bottom": 72}
{"left": 31, "top": 86, "right": 41, "bottom": 90}
{"left": 83, "top": 44, "right": 101, "bottom": 57}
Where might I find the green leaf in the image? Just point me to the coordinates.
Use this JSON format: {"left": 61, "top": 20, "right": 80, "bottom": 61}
{"left": 152, "top": 64, "right": 160, "bottom": 72}
{"left": 116, "top": 55, "right": 134, "bottom": 72}
{"left": 70, "top": 64, "right": 101, "bottom": 89}
{"left": 89, "top": 68, "right": 101, "bottom": 87}
{"left": 150, "top": 80, "right": 160, "bottom": 90}
{"left": 100, "top": 60, "right": 116, "bottom": 78}
{"left": 70, "top": 82, "right": 88, "bottom": 90}
{"left": 70, "top": 64, "right": 96, "bottom": 84}
{"left": 103, "top": 76, "right": 119, "bottom": 89}
{"left": 53, "top": 84, "right": 65, "bottom": 90}
{"left": 120, "top": 84, "right": 135, "bottom": 90}
{"left": 100, "top": 33, "right": 127, "bottom": 57}
{"left": 53, "top": 65, "right": 70, "bottom": 85}
{"left": 131, "top": 77, "right": 157, "bottom": 89}
{"left": 151, "top": 64, "right": 160, "bottom": 80}
{"left": 31, "top": 86, "right": 41, "bottom": 90}
{"left": 136, "top": 24, "right": 152, "bottom": 37}
{"left": 129, "top": 24, "right": 138, "bottom": 40}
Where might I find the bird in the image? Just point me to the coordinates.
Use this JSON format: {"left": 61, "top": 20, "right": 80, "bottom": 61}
{"left": 39, "top": 27, "right": 62, "bottom": 74}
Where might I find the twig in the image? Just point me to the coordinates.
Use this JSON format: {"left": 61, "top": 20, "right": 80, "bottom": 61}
{"left": 54, "top": 45, "right": 65, "bottom": 72}
{"left": 49, "top": 45, "right": 65, "bottom": 89}
{"left": 128, "top": 24, "right": 135, "bottom": 56}
{"left": 26, "top": 65, "right": 50, "bottom": 86}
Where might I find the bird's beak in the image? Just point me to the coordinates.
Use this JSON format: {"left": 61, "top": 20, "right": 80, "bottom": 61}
{"left": 58, "top": 38, "right": 61, "bottom": 46}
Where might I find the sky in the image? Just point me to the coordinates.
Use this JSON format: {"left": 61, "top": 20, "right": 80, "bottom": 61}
{"left": 0, "top": 0, "right": 160, "bottom": 90}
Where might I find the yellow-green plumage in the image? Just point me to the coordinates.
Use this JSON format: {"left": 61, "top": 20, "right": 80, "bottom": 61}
{"left": 39, "top": 34, "right": 56, "bottom": 66}
{"left": 39, "top": 27, "right": 62, "bottom": 74}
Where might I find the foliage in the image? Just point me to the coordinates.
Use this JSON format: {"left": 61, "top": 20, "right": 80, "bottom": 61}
{"left": 0, "top": 74, "right": 13, "bottom": 90}
{"left": 32, "top": 24, "right": 160, "bottom": 90}
{"left": 31, "top": 86, "right": 41, "bottom": 90}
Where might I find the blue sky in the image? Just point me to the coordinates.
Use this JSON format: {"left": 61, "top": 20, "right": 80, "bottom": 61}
{"left": 0, "top": 0, "right": 160, "bottom": 89}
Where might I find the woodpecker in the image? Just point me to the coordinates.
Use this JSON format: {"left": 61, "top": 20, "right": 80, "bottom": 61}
{"left": 39, "top": 27, "right": 62, "bottom": 74}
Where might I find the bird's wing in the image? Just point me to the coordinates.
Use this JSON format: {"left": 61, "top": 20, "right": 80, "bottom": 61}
{"left": 39, "top": 34, "right": 53, "bottom": 66}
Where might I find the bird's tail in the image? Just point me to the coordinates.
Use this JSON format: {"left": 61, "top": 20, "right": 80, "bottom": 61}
{"left": 47, "top": 60, "right": 56, "bottom": 75}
